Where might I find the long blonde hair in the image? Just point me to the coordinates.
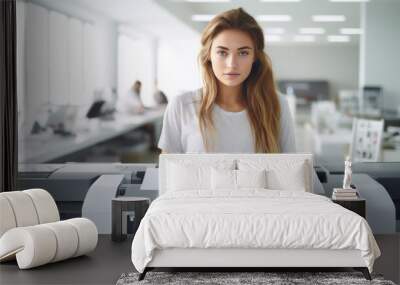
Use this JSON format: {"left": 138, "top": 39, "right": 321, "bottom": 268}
{"left": 198, "top": 7, "right": 281, "bottom": 153}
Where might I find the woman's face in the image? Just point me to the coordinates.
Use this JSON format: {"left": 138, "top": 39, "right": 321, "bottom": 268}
{"left": 210, "top": 29, "right": 255, "bottom": 88}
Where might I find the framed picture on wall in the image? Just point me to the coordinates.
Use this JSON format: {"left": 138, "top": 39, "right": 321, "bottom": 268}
{"left": 350, "top": 118, "right": 384, "bottom": 162}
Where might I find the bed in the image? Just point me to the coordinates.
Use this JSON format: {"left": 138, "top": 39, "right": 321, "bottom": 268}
{"left": 131, "top": 154, "right": 380, "bottom": 281}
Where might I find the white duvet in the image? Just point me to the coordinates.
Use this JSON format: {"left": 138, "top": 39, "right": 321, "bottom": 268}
{"left": 131, "top": 190, "right": 380, "bottom": 273}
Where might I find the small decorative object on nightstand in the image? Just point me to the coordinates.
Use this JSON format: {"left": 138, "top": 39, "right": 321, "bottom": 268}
{"left": 342, "top": 157, "right": 352, "bottom": 189}
{"left": 331, "top": 157, "right": 366, "bottom": 218}
{"left": 112, "top": 197, "right": 150, "bottom": 242}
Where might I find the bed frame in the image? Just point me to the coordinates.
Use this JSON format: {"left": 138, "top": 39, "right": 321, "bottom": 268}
{"left": 138, "top": 154, "right": 372, "bottom": 281}
{"left": 139, "top": 248, "right": 371, "bottom": 280}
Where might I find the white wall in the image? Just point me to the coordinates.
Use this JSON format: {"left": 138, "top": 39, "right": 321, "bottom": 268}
{"left": 21, "top": 0, "right": 202, "bottom": 116}
{"left": 117, "top": 33, "right": 157, "bottom": 106}
{"left": 157, "top": 37, "right": 202, "bottom": 98}
{"left": 137, "top": 0, "right": 204, "bottom": 99}
{"left": 31, "top": 0, "right": 118, "bottom": 89}
{"left": 360, "top": 0, "right": 400, "bottom": 111}
{"left": 157, "top": 41, "right": 360, "bottom": 101}
{"left": 266, "top": 45, "right": 360, "bottom": 99}
{"left": 19, "top": 0, "right": 118, "bottom": 131}
{"left": 25, "top": 2, "right": 49, "bottom": 126}
{"left": 49, "top": 10, "right": 68, "bottom": 106}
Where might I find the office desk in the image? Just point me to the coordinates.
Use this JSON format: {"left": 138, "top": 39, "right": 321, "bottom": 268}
{"left": 313, "top": 129, "right": 352, "bottom": 159}
{"left": 19, "top": 108, "right": 165, "bottom": 163}
{"left": 382, "top": 148, "right": 400, "bottom": 162}
{"left": 312, "top": 127, "right": 400, "bottom": 163}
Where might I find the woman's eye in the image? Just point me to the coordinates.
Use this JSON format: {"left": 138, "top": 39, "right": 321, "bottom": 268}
{"left": 239, "top": 51, "right": 249, "bottom": 56}
{"left": 217, "top": 50, "right": 227, "bottom": 56}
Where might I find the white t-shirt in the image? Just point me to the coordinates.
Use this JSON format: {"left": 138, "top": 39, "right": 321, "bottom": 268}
{"left": 157, "top": 90, "right": 326, "bottom": 194}
{"left": 158, "top": 89, "right": 296, "bottom": 153}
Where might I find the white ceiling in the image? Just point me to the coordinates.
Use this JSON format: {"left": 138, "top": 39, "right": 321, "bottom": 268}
{"left": 64, "top": 0, "right": 369, "bottom": 45}
{"left": 154, "top": 0, "right": 364, "bottom": 45}
{"left": 65, "top": 0, "right": 199, "bottom": 39}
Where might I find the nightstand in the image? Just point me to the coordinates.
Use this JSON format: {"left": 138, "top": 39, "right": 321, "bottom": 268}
{"left": 332, "top": 198, "right": 366, "bottom": 218}
{"left": 112, "top": 197, "right": 150, "bottom": 242}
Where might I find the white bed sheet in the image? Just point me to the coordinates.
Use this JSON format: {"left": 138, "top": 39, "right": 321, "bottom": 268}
{"left": 131, "top": 190, "right": 380, "bottom": 273}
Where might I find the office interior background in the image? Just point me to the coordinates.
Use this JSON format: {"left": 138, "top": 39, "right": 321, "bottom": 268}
{"left": 0, "top": 0, "right": 397, "bottom": 283}
{"left": 15, "top": 0, "right": 400, "bottom": 224}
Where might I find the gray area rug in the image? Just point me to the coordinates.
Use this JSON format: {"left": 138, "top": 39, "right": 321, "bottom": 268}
{"left": 116, "top": 271, "right": 396, "bottom": 285}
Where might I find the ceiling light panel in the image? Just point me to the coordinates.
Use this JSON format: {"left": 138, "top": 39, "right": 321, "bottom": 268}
{"left": 260, "top": 0, "right": 301, "bottom": 2}
{"left": 312, "top": 15, "right": 346, "bottom": 22}
{"left": 340, "top": 28, "right": 363, "bottom": 35}
{"left": 257, "top": 15, "right": 292, "bottom": 22}
{"left": 327, "top": 35, "right": 350, "bottom": 42}
{"left": 191, "top": 14, "right": 215, "bottom": 21}
{"left": 329, "top": 0, "right": 369, "bottom": 2}
{"left": 186, "top": 0, "right": 230, "bottom": 2}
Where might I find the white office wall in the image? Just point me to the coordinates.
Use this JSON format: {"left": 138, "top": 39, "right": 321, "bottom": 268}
{"left": 360, "top": 1, "right": 400, "bottom": 111}
{"left": 31, "top": 0, "right": 118, "bottom": 89}
{"left": 47, "top": 10, "right": 99, "bottom": 108}
{"left": 25, "top": 2, "right": 49, "bottom": 126}
{"left": 266, "top": 45, "right": 359, "bottom": 99}
{"left": 19, "top": 0, "right": 118, "bottom": 129}
{"left": 156, "top": 41, "right": 358, "bottom": 101}
{"left": 49, "top": 11, "right": 68, "bottom": 106}
{"left": 117, "top": 34, "right": 156, "bottom": 106}
{"left": 92, "top": 21, "right": 117, "bottom": 92}
{"left": 157, "top": 38, "right": 202, "bottom": 98}
{"left": 68, "top": 18, "right": 84, "bottom": 106}
{"left": 83, "top": 23, "right": 96, "bottom": 106}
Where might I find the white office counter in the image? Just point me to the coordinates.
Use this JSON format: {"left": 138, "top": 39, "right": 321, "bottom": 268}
{"left": 313, "top": 128, "right": 352, "bottom": 159}
{"left": 19, "top": 108, "right": 165, "bottom": 163}
{"left": 311, "top": 127, "right": 400, "bottom": 163}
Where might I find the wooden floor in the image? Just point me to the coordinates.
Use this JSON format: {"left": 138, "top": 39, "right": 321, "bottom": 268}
{"left": 0, "top": 235, "right": 133, "bottom": 285}
{"left": 373, "top": 234, "right": 400, "bottom": 284}
{"left": 0, "top": 234, "right": 399, "bottom": 285}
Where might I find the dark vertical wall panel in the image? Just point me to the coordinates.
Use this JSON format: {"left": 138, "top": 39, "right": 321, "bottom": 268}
{"left": 0, "top": 0, "right": 17, "bottom": 192}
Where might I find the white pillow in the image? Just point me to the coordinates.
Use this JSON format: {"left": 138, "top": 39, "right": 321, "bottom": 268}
{"left": 238, "top": 159, "right": 309, "bottom": 192}
{"left": 168, "top": 162, "right": 207, "bottom": 191}
{"left": 266, "top": 163, "right": 306, "bottom": 192}
{"left": 236, "top": 169, "right": 267, "bottom": 189}
{"left": 211, "top": 168, "right": 236, "bottom": 190}
{"left": 210, "top": 169, "right": 267, "bottom": 190}
{"left": 167, "top": 160, "right": 235, "bottom": 191}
